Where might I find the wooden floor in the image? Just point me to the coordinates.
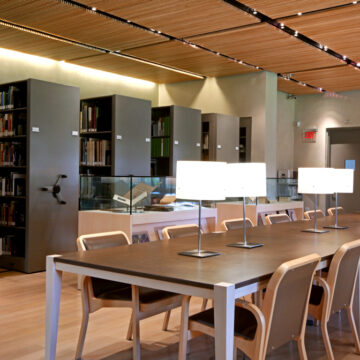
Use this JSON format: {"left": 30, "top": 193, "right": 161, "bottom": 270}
{"left": 0, "top": 271, "right": 359, "bottom": 360}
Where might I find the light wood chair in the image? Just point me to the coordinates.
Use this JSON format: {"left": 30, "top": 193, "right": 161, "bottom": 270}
{"left": 162, "top": 224, "right": 209, "bottom": 314}
{"left": 75, "top": 231, "right": 183, "bottom": 360}
{"left": 308, "top": 239, "right": 360, "bottom": 360}
{"left": 178, "top": 253, "right": 320, "bottom": 360}
{"left": 304, "top": 209, "right": 325, "bottom": 220}
{"left": 220, "top": 217, "right": 254, "bottom": 231}
{"left": 327, "top": 206, "right": 344, "bottom": 216}
{"left": 265, "top": 213, "right": 291, "bottom": 225}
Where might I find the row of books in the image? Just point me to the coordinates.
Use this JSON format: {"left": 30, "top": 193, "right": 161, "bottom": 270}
{"left": 80, "top": 105, "right": 101, "bottom": 132}
{"left": 151, "top": 116, "right": 170, "bottom": 137}
{"left": 0, "top": 173, "right": 26, "bottom": 196}
{"left": 0, "top": 142, "right": 26, "bottom": 166}
{"left": 0, "top": 201, "right": 25, "bottom": 227}
{"left": 80, "top": 138, "right": 111, "bottom": 166}
{"left": 151, "top": 138, "right": 170, "bottom": 158}
{"left": 0, "top": 113, "right": 14, "bottom": 136}
{"left": 0, "top": 235, "right": 24, "bottom": 257}
{"left": 0, "top": 86, "right": 19, "bottom": 110}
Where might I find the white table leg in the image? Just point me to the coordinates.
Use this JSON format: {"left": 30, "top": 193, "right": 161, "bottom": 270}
{"left": 214, "top": 282, "right": 235, "bottom": 360}
{"left": 45, "top": 255, "right": 63, "bottom": 360}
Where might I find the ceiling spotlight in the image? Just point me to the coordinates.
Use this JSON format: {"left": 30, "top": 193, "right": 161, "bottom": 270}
{"left": 353, "top": 1, "right": 357, "bottom": 4}
{"left": 238, "top": 60, "right": 243, "bottom": 64}
{"left": 253, "top": 9, "right": 257, "bottom": 14}
{"left": 256, "top": 66, "right": 259, "bottom": 69}
{"left": 91, "top": 7, "right": 97, "bottom": 11}
{"left": 319, "top": 88, "right": 323, "bottom": 92}
{"left": 294, "top": 31, "right": 298, "bottom": 37}
{"left": 324, "top": 46, "right": 328, "bottom": 51}
{"left": 280, "top": 23, "right": 285, "bottom": 29}
{"left": 343, "top": 55, "right": 347, "bottom": 60}
{"left": 297, "top": 12, "right": 302, "bottom": 16}
{"left": 127, "top": 20, "right": 131, "bottom": 23}
{"left": 319, "top": 44, "right": 323, "bottom": 49}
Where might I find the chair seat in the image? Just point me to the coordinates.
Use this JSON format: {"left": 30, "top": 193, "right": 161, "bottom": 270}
{"left": 309, "top": 284, "right": 324, "bottom": 306}
{"left": 189, "top": 306, "right": 257, "bottom": 340}
{"left": 95, "top": 281, "right": 180, "bottom": 304}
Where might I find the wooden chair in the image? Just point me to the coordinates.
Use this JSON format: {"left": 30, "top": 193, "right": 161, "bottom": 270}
{"left": 162, "top": 224, "right": 209, "bottom": 313}
{"left": 327, "top": 206, "right": 344, "bottom": 216}
{"left": 304, "top": 209, "right": 325, "bottom": 220}
{"left": 75, "top": 231, "right": 183, "bottom": 360}
{"left": 265, "top": 213, "right": 291, "bottom": 225}
{"left": 220, "top": 217, "right": 254, "bottom": 231}
{"left": 308, "top": 239, "right": 360, "bottom": 360}
{"left": 178, "top": 253, "right": 320, "bottom": 360}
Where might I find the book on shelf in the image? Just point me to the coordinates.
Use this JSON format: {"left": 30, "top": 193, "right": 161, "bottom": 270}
{"left": 0, "top": 142, "right": 26, "bottom": 166}
{"left": 80, "top": 104, "right": 100, "bottom": 132}
{"left": 0, "top": 86, "right": 20, "bottom": 110}
{"left": 80, "top": 138, "right": 111, "bottom": 166}
{"left": 0, "top": 173, "right": 26, "bottom": 196}
{"left": 152, "top": 116, "right": 170, "bottom": 137}
{"left": 0, "top": 201, "right": 25, "bottom": 226}
{"left": 0, "top": 235, "right": 23, "bottom": 257}
{"left": 0, "top": 113, "right": 14, "bottom": 136}
{"left": 151, "top": 137, "right": 170, "bottom": 158}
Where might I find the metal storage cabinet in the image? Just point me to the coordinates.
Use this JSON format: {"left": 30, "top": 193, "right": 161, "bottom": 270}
{"left": 151, "top": 105, "right": 201, "bottom": 176}
{"left": 0, "top": 78, "right": 80, "bottom": 273}
{"left": 201, "top": 113, "right": 239, "bottom": 163}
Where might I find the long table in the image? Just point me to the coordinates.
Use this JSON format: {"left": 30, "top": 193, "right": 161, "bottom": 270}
{"left": 45, "top": 214, "right": 360, "bottom": 360}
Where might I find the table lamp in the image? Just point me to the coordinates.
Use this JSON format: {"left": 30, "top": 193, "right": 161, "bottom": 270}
{"left": 298, "top": 167, "right": 334, "bottom": 233}
{"left": 176, "top": 160, "right": 226, "bottom": 258}
{"left": 226, "top": 162, "right": 266, "bottom": 248}
{"left": 324, "top": 168, "right": 354, "bottom": 230}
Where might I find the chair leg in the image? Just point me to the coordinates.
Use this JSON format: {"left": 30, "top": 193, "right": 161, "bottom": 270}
{"left": 346, "top": 306, "right": 360, "bottom": 353}
{"left": 126, "top": 312, "right": 133, "bottom": 341}
{"left": 321, "top": 321, "right": 334, "bottom": 360}
{"left": 132, "top": 286, "right": 141, "bottom": 360}
{"left": 296, "top": 336, "right": 308, "bottom": 360}
{"left": 201, "top": 298, "right": 208, "bottom": 311}
{"left": 162, "top": 310, "right": 171, "bottom": 331}
{"left": 75, "top": 304, "right": 89, "bottom": 360}
{"left": 179, "top": 296, "right": 191, "bottom": 360}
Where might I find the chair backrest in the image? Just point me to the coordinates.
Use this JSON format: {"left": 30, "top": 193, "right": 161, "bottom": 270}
{"left": 221, "top": 218, "right": 254, "bottom": 231}
{"left": 261, "top": 253, "right": 320, "bottom": 355}
{"left": 162, "top": 224, "right": 200, "bottom": 240}
{"left": 265, "top": 213, "right": 291, "bottom": 225}
{"left": 77, "top": 231, "right": 131, "bottom": 298}
{"left": 327, "top": 207, "right": 344, "bottom": 216}
{"left": 304, "top": 209, "right": 325, "bottom": 220}
{"left": 326, "top": 240, "right": 360, "bottom": 316}
{"left": 77, "top": 230, "right": 130, "bottom": 251}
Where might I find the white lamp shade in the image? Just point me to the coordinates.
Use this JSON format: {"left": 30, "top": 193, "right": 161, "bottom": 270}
{"left": 176, "top": 161, "right": 227, "bottom": 200}
{"left": 225, "top": 163, "right": 267, "bottom": 197}
{"left": 332, "top": 168, "right": 354, "bottom": 193}
{"left": 298, "top": 168, "right": 334, "bottom": 194}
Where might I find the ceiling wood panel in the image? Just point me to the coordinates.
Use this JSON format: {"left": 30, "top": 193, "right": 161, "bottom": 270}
{"left": 292, "top": 66, "right": 360, "bottom": 92}
{"left": 0, "top": 0, "right": 165, "bottom": 51}
{"left": 125, "top": 41, "right": 257, "bottom": 77}
{"left": 0, "top": 25, "right": 98, "bottom": 60}
{"left": 283, "top": 6, "right": 360, "bottom": 63}
{"left": 78, "top": 0, "right": 259, "bottom": 39}
{"left": 278, "top": 77, "right": 318, "bottom": 94}
{"left": 240, "top": 0, "right": 351, "bottom": 18}
{"left": 189, "top": 23, "right": 342, "bottom": 73}
{"left": 70, "top": 54, "right": 195, "bottom": 83}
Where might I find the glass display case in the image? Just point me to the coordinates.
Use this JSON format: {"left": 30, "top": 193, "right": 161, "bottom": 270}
{"left": 266, "top": 178, "right": 301, "bottom": 202}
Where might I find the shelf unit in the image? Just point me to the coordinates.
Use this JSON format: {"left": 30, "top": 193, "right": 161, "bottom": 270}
{"left": 80, "top": 95, "right": 151, "bottom": 176}
{"left": 0, "top": 79, "right": 79, "bottom": 273}
{"left": 239, "top": 117, "right": 252, "bottom": 162}
{"left": 151, "top": 105, "right": 201, "bottom": 176}
{"left": 201, "top": 113, "right": 240, "bottom": 162}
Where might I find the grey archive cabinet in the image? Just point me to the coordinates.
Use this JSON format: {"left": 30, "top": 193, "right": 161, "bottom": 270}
{"left": 151, "top": 105, "right": 201, "bottom": 176}
{"left": 201, "top": 113, "right": 240, "bottom": 162}
{"left": 0, "top": 79, "right": 79, "bottom": 273}
{"left": 80, "top": 94, "right": 151, "bottom": 176}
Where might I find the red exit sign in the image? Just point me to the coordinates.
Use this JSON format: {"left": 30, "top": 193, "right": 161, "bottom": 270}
{"left": 303, "top": 129, "right": 317, "bottom": 143}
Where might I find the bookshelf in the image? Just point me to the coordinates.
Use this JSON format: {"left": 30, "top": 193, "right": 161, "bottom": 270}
{"left": 201, "top": 113, "right": 240, "bottom": 162}
{"left": 151, "top": 105, "right": 201, "bottom": 176}
{"left": 0, "top": 79, "right": 79, "bottom": 273}
{"left": 80, "top": 95, "right": 151, "bottom": 176}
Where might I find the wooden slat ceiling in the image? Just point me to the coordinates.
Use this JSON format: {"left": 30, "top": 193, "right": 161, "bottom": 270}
{"left": 0, "top": 0, "right": 359, "bottom": 92}
{"left": 189, "top": 23, "right": 341, "bottom": 73}
{"left": 78, "top": 0, "right": 259, "bottom": 39}
{"left": 239, "top": 0, "right": 351, "bottom": 18}
{"left": 283, "top": 6, "right": 360, "bottom": 63}
{"left": 290, "top": 66, "right": 360, "bottom": 92}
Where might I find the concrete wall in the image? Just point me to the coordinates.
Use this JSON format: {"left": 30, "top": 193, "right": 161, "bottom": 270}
{"left": 0, "top": 48, "right": 158, "bottom": 103}
{"left": 158, "top": 71, "right": 279, "bottom": 176}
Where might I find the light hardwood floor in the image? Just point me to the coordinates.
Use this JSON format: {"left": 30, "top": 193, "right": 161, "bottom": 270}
{"left": 0, "top": 270, "right": 359, "bottom": 360}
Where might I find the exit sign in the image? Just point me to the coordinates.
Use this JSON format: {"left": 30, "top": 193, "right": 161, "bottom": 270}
{"left": 303, "top": 129, "right": 317, "bottom": 143}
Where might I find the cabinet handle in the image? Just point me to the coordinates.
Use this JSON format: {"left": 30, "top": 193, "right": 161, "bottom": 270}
{"left": 40, "top": 175, "right": 67, "bottom": 205}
